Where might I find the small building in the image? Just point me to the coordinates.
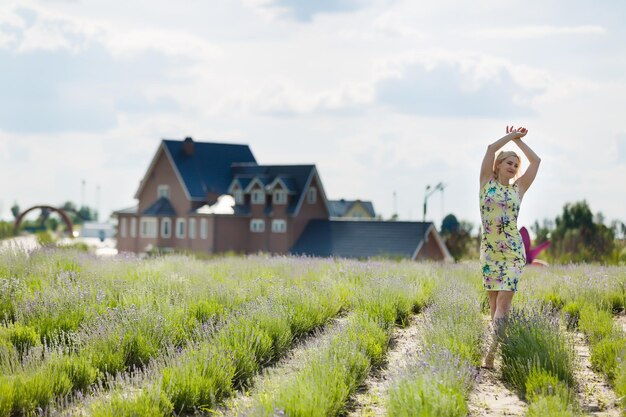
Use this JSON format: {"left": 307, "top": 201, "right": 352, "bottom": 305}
{"left": 114, "top": 137, "right": 452, "bottom": 261}
{"left": 328, "top": 199, "right": 376, "bottom": 220}
{"left": 78, "top": 222, "right": 115, "bottom": 239}
{"left": 290, "top": 220, "right": 453, "bottom": 261}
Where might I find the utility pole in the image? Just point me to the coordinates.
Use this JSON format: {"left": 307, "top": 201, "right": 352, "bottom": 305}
{"left": 96, "top": 184, "right": 100, "bottom": 221}
{"left": 423, "top": 182, "right": 446, "bottom": 223}
{"left": 81, "top": 179, "right": 86, "bottom": 208}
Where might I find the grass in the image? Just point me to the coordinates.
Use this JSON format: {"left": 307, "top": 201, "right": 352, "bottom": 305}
{"left": 387, "top": 280, "right": 483, "bottom": 417}
{"left": 500, "top": 308, "right": 576, "bottom": 398}
{"left": 0, "top": 247, "right": 625, "bottom": 416}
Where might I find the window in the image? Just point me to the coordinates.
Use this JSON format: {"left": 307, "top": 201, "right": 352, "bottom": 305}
{"left": 140, "top": 218, "right": 157, "bottom": 238}
{"left": 176, "top": 218, "right": 186, "bottom": 239}
{"left": 130, "top": 218, "right": 137, "bottom": 238}
{"left": 120, "top": 218, "right": 127, "bottom": 238}
{"left": 157, "top": 185, "right": 170, "bottom": 199}
{"left": 189, "top": 218, "right": 196, "bottom": 239}
{"left": 161, "top": 218, "right": 171, "bottom": 238}
{"left": 200, "top": 218, "right": 208, "bottom": 239}
{"left": 307, "top": 187, "right": 317, "bottom": 204}
{"left": 234, "top": 189, "right": 244, "bottom": 205}
{"left": 273, "top": 190, "right": 287, "bottom": 205}
{"left": 250, "top": 219, "right": 265, "bottom": 233}
{"left": 251, "top": 189, "right": 265, "bottom": 205}
{"left": 271, "top": 219, "right": 287, "bottom": 233}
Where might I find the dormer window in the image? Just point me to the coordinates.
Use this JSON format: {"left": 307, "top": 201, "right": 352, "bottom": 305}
{"left": 251, "top": 189, "right": 265, "bottom": 205}
{"left": 234, "top": 189, "right": 244, "bottom": 205}
{"left": 157, "top": 185, "right": 170, "bottom": 199}
{"left": 307, "top": 187, "right": 317, "bottom": 204}
{"left": 273, "top": 190, "right": 287, "bottom": 205}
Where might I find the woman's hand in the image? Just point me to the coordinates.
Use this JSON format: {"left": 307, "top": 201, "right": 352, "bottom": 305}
{"left": 506, "top": 125, "right": 528, "bottom": 139}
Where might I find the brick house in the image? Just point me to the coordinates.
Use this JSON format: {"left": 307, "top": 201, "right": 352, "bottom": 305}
{"left": 114, "top": 137, "right": 452, "bottom": 261}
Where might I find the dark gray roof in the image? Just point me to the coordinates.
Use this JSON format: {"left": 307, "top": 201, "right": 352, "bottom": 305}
{"left": 231, "top": 165, "right": 318, "bottom": 216}
{"left": 142, "top": 197, "right": 177, "bottom": 216}
{"left": 328, "top": 199, "right": 376, "bottom": 218}
{"left": 290, "top": 220, "right": 433, "bottom": 259}
{"left": 231, "top": 177, "right": 253, "bottom": 191}
{"left": 163, "top": 139, "right": 256, "bottom": 199}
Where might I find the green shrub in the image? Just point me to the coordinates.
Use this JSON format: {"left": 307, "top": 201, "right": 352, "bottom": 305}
{"left": 162, "top": 344, "right": 235, "bottom": 413}
{"left": 13, "top": 369, "right": 72, "bottom": 415}
{"left": 0, "top": 376, "right": 14, "bottom": 417}
{"left": 47, "top": 355, "right": 99, "bottom": 392}
{"left": 388, "top": 373, "right": 467, "bottom": 417}
{"left": 590, "top": 336, "right": 626, "bottom": 382}
{"left": 578, "top": 303, "right": 614, "bottom": 345}
{"left": 91, "top": 389, "right": 173, "bottom": 417}
{"left": 6, "top": 323, "right": 40, "bottom": 358}
{"left": 189, "top": 299, "right": 224, "bottom": 323}
{"left": 500, "top": 309, "right": 575, "bottom": 397}
{"left": 265, "top": 324, "right": 372, "bottom": 416}
{"left": 541, "top": 291, "right": 566, "bottom": 311}
{"left": 214, "top": 321, "right": 273, "bottom": 388}
{"left": 604, "top": 291, "right": 625, "bottom": 313}
{"left": 525, "top": 368, "right": 572, "bottom": 404}
{"left": 561, "top": 301, "right": 581, "bottom": 330}
{"left": 123, "top": 332, "right": 161, "bottom": 369}
{"left": 387, "top": 346, "right": 474, "bottom": 417}
{"left": 614, "top": 359, "right": 626, "bottom": 409}
{"left": 35, "top": 231, "right": 56, "bottom": 246}
{"left": 526, "top": 394, "right": 575, "bottom": 417}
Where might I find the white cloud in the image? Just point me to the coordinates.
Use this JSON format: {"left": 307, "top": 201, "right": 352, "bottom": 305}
{"left": 473, "top": 25, "right": 607, "bottom": 39}
{"left": 247, "top": 0, "right": 365, "bottom": 22}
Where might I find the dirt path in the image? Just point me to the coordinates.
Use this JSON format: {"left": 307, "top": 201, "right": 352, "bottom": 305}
{"left": 571, "top": 330, "right": 621, "bottom": 416}
{"left": 467, "top": 361, "right": 527, "bottom": 416}
{"left": 467, "top": 317, "right": 527, "bottom": 417}
{"left": 346, "top": 314, "right": 424, "bottom": 417}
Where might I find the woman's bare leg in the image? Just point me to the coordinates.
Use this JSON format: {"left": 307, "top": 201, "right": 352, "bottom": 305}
{"left": 483, "top": 290, "right": 515, "bottom": 368}
{"left": 487, "top": 291, "right": 498, "bottom": 321}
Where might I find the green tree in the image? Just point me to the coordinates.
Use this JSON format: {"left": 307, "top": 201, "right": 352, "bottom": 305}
{"left": 440, "top": 214, "right": 474, "bottom": 261}
{"left": 10, "top": 202, "right": 20, "bottom": 219}
{"left": 550, "top": 201, "right": 614, "bottom": 263}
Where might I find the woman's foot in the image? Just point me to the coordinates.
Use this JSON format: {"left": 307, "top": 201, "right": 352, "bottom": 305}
{"left": 481, "top": 348, "right": 495, "bottom": 369}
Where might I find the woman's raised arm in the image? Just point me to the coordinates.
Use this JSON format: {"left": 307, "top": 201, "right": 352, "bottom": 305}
{"left": 513, "top": 138, "right": 541, "bottom": 198}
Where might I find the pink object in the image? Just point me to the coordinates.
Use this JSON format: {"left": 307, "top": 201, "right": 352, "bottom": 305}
{"left": 519, "top": 226, "right": 551, "bottom": 265}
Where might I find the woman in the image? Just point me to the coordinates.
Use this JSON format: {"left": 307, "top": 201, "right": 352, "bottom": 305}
{"left": 480, "top": 125, "right": 541, "bottom": 368}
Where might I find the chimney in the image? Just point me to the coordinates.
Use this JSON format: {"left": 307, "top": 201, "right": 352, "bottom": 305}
{"left": 183, "top": 137, "right": 194, "bottom": 156}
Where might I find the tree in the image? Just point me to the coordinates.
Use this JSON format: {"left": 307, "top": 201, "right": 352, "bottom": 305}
{"left": 440, "top": 214, "right": 474, "bottom": 261}
{"left": 531, "top": 219, "right": 553, "bottom": 245}
{"left": 11, "top": 202, "right": 20, "bottom": 219}
{"left": 551, "top": 201, "right": 614, "bottom": 263}
{"left": 441, "top": 214, "right": 460, "bottom": 235}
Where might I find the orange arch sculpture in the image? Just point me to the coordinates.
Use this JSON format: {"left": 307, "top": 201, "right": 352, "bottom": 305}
{"left": 14, "top": 206, "right": 74, "bottom": 237}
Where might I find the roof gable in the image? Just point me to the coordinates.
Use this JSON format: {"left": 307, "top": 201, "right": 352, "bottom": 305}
{"left": 231, "top": 164, "right": 329, "bottom": 216}
{"left": 328, "top": 199, "right": 376, "bottom": 218}
{"left": 142, "top": 197, "right": 177, "bottom": 216}
{"left": 164, "top": 140, "right": 257, "bottom": 199}
{"left": 136, "top": 139, "right": 257, "bottom": 201}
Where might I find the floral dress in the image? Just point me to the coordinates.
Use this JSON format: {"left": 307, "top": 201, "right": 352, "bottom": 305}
{"left": 479, "top": 177, "right": 526, "bottom": 291}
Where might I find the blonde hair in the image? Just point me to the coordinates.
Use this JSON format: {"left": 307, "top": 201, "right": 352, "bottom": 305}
{"left": 493, "top": 151, "right": 521, "bottom": 181}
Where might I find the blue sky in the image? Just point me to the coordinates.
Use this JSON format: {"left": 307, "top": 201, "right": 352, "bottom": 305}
{"left": 1, "top": 0, "right": 625, "bottom": 231}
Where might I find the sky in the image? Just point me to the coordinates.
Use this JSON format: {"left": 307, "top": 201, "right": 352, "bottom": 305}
{"left": 1, "top": 0, "right": 625, "bottom": 232}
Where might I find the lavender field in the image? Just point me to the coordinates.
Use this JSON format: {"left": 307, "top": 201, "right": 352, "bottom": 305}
{"left": 0, "top": 248, "right": 625, "bottom": 416}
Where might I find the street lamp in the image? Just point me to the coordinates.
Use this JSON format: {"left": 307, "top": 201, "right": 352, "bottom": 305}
{"left": 423, "top": 182, "right": 446, "bottom": 223}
